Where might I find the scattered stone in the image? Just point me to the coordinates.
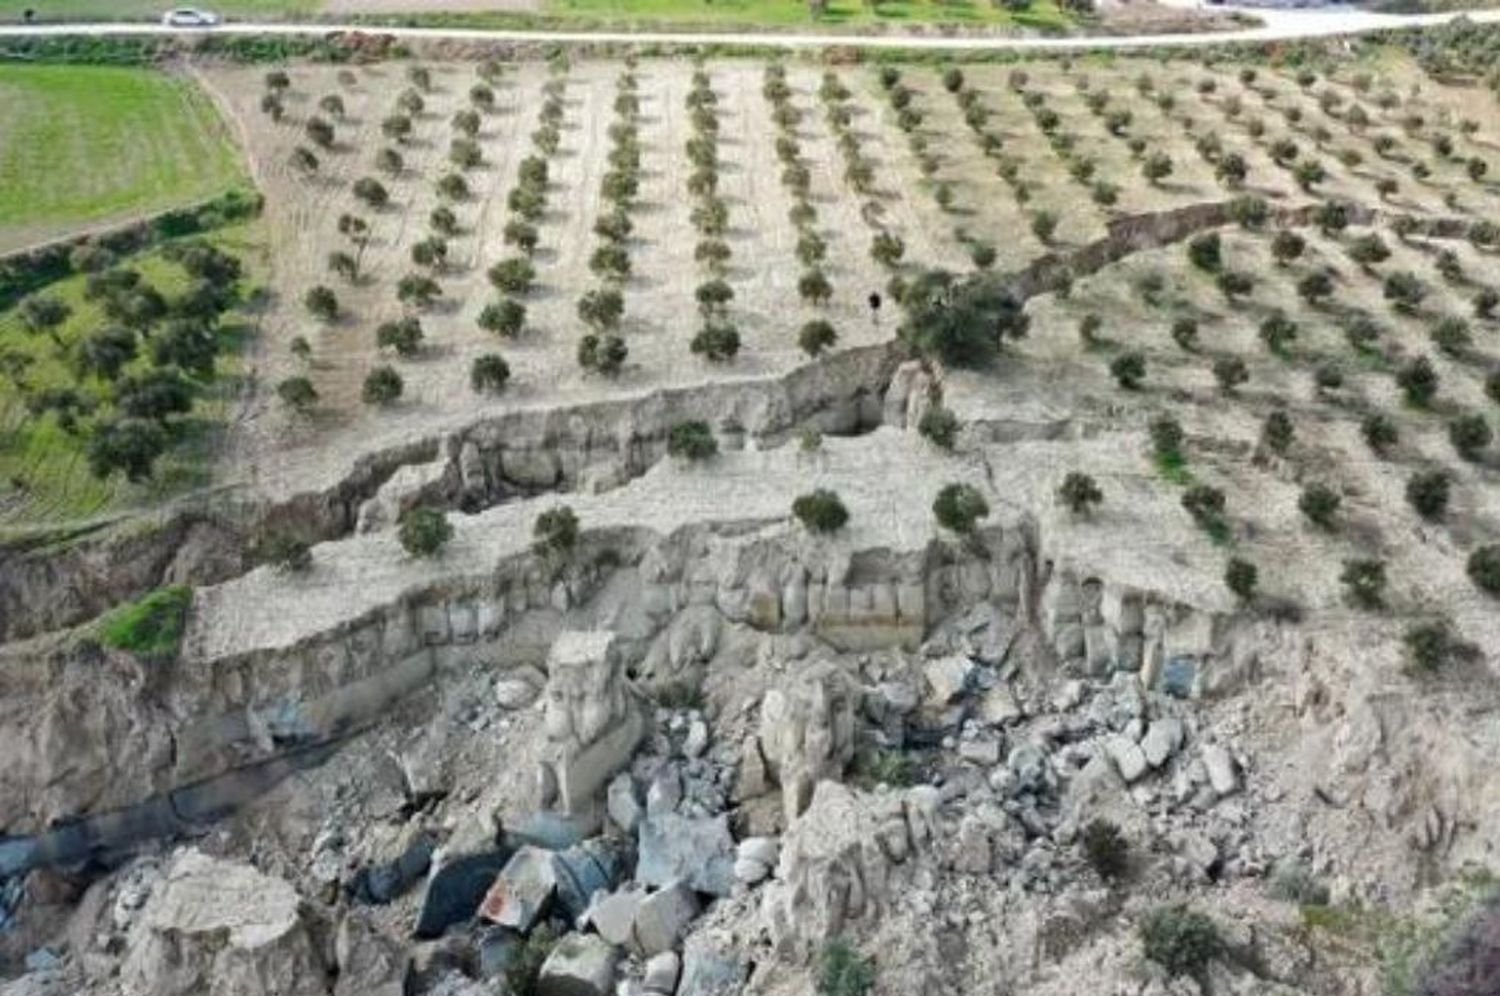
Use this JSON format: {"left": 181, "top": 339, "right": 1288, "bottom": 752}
{"left": 978, "top": 683, "right": 1023, "bottom": 726}
{"left": 958, "top": 736, "right": 1002, "bottom": 766}
{"left": 415, "top": 852, "right": 509, "bottom": 940}
{"left": 1162, "top": 657, "right": 1198, "bottom": 699}
{"left": 1141, "top": 717, "right": 1185, "bottom": 769}
{"left": 479, "top": 846, "right": 556, "bottom": 932}
{"left": 922, "top": 654, "right": 974, "bottom": 707}
{"left": 682, "top": 718, "right": 709, "bottom": 759}
{"left": 638, "top": 813, "right": 736, "bottom": 897}
{"left": 1202, "top": 744, "right": 1239, "bottom": 797}
{"left": 1106, "top": 736, "right": 1149, "bottom": 784}
{"left": 733, "top": 737, "right": 768, "bottom": 802}
{"left": 733, "top": 856, "right": 771, "bottom": 885}
{"left": 607, "top": 774, "right": 644, "bottom": 834}
{"left": 678, "top": 932, "right": 746, "bottom": 996}
{"left": 737, "top": 836, "right": 779, "bottom": 867}
{"left": 643, "top": 951, "right": 681, "bottom": 994}
{"left": 537, "top": 933, "right": 618, "bottom": 996}
{"left": 495, "top": 665, "right": 546, "bottom": 709}
{"left": 585, "top": 887, "right": 643, "bottom": 948}
{"left": 632, "top": 881, "right": 701, "bottom": 956}
{"left": 350, "top": 832, "right": 436, "bottom": 906}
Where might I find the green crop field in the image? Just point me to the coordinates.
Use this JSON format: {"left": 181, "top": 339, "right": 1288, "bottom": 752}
{"left": 0, "top": 63, "right": 246, "bottom": 250}
{"left": 0, "top": 221, "right": 262, "bottom": 528}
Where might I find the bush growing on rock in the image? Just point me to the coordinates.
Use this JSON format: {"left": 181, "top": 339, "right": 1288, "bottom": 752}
{"left": 818, "top": 940, "right": 875, "bottom": 996}
{"left": 794, "top": 489, "right": 849, "bottom": 534}
{"left": 1081, "top": 818, "right": 1129, "bottom": 881}
{"left": 1140, "top": 905, "right": 1222, "bottom": 978}
{"left": 533, "top": 505, "right": 579, "bottom": 557}
{"left": 933, "top": 482, "right": 989, "bottom": 534}
{"left": 97, "top": 584, "right": 193, "bottom": 662}
{"left": 255, "top": 531, "right": 312, "bottom": 573}
{"left": 667, "top": 420, "right": 717, "bottom": 461}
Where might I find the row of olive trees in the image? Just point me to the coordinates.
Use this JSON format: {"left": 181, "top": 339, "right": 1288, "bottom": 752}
{"left": 681, "top": 63, "right": 739, "bottom": 364}
{"left": 577, "top": 63, "right": 642, "bottom": 378}
{"left": 765, "top": 63, "right": 836, "bottom": 326}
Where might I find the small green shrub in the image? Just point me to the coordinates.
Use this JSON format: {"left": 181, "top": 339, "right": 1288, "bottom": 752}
{"left": 1341, "top": 559, "right": 1387, "bottom": 609}
{"left": 933, "top": 482, "right": 989, "bottom": 534}
{"left": 1058, "top": 472, "right": 1103, "bottom": 517}
{"left": 1110, "top": 351, "right": 1146, "bottom": 389}
{"left": 399, "top": 507, "right": 452, "bottom": 558}
{"left": 667, "top": 420, "right": 718, "bottom": 461}
{"left": 1467, "top": 545, "right": 1500, "bottom": 596}
{"left": 1299, "top": 483, "right": 1341, "bottom": 529}
{"left": 1081, "top": 818, "right": 1129, "bottom": 881}
{"left": 918, "top": 405, "right": 959, "bottom": 449}
{"left": 1407, "top": 470, "right": 1451, "bottom": 521}
{"left": 794, "top": 489, "right": 849, "bottom": 534}
{"left": 818, "top": 940, "right": 875, "bottom": 996}
{"left": 534, "top": 505, "right": 580, "bottom": 557}
{"left": 255, "top": 531, "right": 312, "bottom": 573}
{"left": 1404, "top": 619, "right": 1462, "bottom": 673}
{"left": 1225, "top": 557, "right": 1258, "bottom": 602}
{"left": 1140, "top": 905, "right": 1222, "bottom": 978}
{"left": 98, "top": 585, "right": 192, "bottom": 661}
{"left": 1267, "top": 860, "right": 1331, "bottom": 906}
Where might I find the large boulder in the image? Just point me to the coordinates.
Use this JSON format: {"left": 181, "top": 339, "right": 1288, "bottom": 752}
{"left": 121, "top": 849, "right": 328, "bottom": 996}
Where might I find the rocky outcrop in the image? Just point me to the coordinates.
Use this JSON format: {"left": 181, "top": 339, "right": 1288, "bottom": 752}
{"left": 120, "top": 849, "right": 329, "bottom": 996}
{"left": 757, "top": 661, "right": 860, "bottom": 823}
{"left": 761, "top": 781, "right": 937, "bottom": 960}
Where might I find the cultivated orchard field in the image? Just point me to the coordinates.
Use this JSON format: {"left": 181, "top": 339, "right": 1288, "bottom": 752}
{"left": 198, "top": 50, "right": 1500, "bottom": 522}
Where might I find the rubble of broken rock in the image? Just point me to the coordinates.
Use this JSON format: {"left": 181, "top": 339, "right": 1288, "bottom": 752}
{"left": 0, "top": 594, "right": 1492, "bottom": 995}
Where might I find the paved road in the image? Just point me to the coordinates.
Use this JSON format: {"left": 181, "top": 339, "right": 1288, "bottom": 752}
{"left": 0, "top": 5, "right": 1496, "bottom": 51}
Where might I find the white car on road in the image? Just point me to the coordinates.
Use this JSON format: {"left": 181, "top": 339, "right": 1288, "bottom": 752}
{"left": 161, "top": 7, "right": 220, "bottom": 26}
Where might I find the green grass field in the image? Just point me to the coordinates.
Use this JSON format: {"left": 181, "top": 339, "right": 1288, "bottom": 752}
{"left": 542, "top": 0, "right": 1072, "bottom": 29}
{"left": 1, "top": 0, "right": 1068, "bottom": 29}
{"left": 0, "top": 221, "right": 262, "bottom": 528}
{"left": 0, "top": 64, "right": 246, "bottom": 249}
{"left": 0, "top": 0, "right": 314, "bottom": 21}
